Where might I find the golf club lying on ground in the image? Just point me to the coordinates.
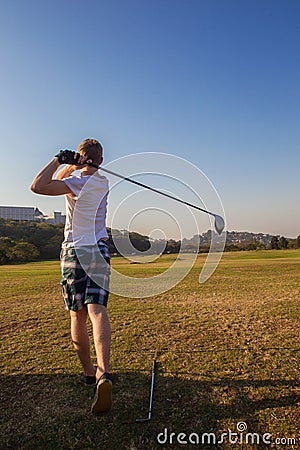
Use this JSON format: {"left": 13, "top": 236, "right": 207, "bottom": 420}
{"left": 98, "top": 166, "right": 225, "bottom": 235}
{"left": 135, "top": 357, "right": 157, "bottom": 423}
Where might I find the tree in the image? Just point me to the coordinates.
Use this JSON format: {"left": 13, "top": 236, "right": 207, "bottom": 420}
{"left": 39, "top": 234, "right": 63, "bottom": 259}
{"left": 129, "top": 232, "right": 151, "bottom": 252}
{"left": 28, "top": 222, "right": 58, "bottom": 249}
{"left": 243, "top": 240, "right": 259, "bottom": 251}
{"left": 0, "top": 237, "right": 14, "bottom": 264}
{"left": 297, "top": 235, "right": 300, "bottom": 248}
{"left": 164, "top": 239, "right": 181, "bottom": 254}
{"left": 11, "top": 241, "right": 40, "bottom": 262}
{"left": 270, "top": 236, "right": 279, "bottom": 250}
{"left": 278, "top": 236, "right": 288, "bottom": 250}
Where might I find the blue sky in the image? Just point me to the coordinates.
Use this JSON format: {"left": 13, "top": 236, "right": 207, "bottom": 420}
{"left": 0, "top": 0, "right": 299, "bottom": 238}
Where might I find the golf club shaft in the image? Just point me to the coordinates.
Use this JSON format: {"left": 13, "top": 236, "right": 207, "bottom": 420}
{"left": 99, "top": 166, "right": 216, "bottom": 219}
{"left": 136, "top": 358, "right": 156, "bottom": 422}
{"left": 148, "top": 359, "right": 156, "bottom": 418}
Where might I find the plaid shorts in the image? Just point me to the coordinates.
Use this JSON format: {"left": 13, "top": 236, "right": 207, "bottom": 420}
{"left": 60, "top": 242, "right": 110, "bottom": 311}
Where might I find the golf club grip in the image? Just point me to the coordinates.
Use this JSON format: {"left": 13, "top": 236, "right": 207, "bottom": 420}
{"left": 152, "top": 358, "right": 157, "bottom": 372}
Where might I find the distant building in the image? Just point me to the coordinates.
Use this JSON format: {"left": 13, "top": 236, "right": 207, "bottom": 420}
{"left": 0, "top": 206, "right": 66, "bottom": 224}
{"left": 0, "top": 206, "right": 36, "bottom": 221}
{"left": 34, "top": 208, "right": 45, "bottom": 221}
{"left": 45, "top": 211, "right": 66, "bottom": 224}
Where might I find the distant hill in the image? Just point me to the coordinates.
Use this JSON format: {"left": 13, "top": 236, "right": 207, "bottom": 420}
{"left": 182, "top": 230, "right": 298, "bottom": 252}
{"left": 202, "top": 230, "right": 276, "bottom": 246}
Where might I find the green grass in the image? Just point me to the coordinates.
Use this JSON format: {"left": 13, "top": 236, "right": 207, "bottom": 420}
{"left": 1, "top": 250, "right": 299, "bottom": 449}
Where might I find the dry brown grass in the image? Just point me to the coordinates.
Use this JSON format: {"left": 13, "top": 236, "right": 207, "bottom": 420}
{"left": 0, "top": 250, "right": 299, "bottom": 449}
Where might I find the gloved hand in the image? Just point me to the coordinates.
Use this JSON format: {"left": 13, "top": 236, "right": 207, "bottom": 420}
{"left": 55, "top": 150, "right": 81, "bottom": 165}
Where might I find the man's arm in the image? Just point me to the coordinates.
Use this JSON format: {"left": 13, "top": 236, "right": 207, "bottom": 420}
{"left": 30, "top": 158, "right": 73, "bottom": 196}
{"left": 56, "top": 164, "right": 78, "bottom": 180}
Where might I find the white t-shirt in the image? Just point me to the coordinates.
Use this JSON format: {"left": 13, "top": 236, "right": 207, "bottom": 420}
{"left": 62, "top": 172, "right": 109, "bottom": 247}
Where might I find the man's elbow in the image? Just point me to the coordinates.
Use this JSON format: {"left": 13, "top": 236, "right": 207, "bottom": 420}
{"left": 30, "top": 181, "right": 43, "bottom": 194}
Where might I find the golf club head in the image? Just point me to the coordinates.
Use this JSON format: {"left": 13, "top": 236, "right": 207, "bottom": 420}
{"left": 214, "top": 214, "right": 225, "bottom": 235}
{"left": 135, "top": 417, "right": 151, "bottom": 423}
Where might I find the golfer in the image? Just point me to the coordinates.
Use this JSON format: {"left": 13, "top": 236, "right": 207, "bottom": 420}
{"left": 30, "top": 139, "right": 112, "bottom": 414}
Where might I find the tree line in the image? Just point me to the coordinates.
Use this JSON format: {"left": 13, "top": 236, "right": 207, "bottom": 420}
{"left": 0, "top": 218, "right": 299, "bottom": 264}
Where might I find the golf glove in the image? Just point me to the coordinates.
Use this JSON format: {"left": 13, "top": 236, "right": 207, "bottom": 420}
{"left": 55, "top": 150, "right": 80, "bottom": 165}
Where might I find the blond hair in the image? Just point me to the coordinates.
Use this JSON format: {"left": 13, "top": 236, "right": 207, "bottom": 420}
{"left": 78, "top": 139, "right": 103, "bottom": 165}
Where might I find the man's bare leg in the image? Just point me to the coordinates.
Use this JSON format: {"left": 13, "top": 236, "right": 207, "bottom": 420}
{"left": 87, "top": 304, "right": 111, "bottom": 380}
{"left": 70, "top": 308, "right": 96, "bottom": 377}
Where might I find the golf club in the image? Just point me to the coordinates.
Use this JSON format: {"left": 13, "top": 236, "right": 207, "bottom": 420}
{"left": 135, "top": 358, "right": 157, "bottom": 423}
{"left": 97, "top": 166, "right": 225, "bottom": 235}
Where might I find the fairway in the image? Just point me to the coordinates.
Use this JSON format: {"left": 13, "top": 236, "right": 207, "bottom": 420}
{"left": 1, "top": 250, "right": 299, "bottom": 449}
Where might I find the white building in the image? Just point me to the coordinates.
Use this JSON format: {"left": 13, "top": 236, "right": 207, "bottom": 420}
{"left": 0, "top": 205, "right": 66, "bottom": 224}
{"left": 45, "top": 211, "right": 66, "bottom": 224}
{"left": 0, "top": 206, "right": 36, "bottom": 221}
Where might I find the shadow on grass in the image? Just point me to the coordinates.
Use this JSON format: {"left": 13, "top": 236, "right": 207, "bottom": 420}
{"left": 0, "top": 370, "right": 299, "bottom": 450}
